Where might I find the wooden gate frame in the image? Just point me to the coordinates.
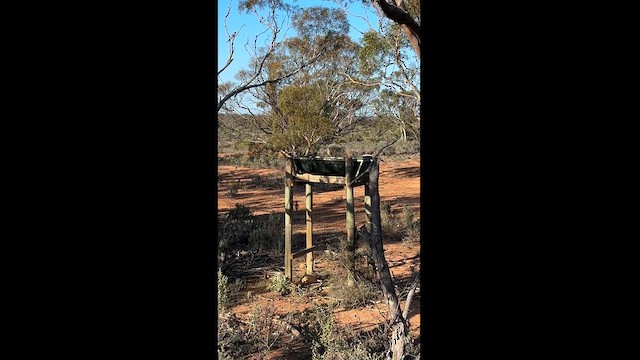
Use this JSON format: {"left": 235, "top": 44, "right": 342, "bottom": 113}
{"left": 284, "top": 155, "right": 372, "bottom": 280}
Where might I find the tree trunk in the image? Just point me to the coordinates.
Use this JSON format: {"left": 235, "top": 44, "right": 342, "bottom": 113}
{"left": 375, "top": 0, "right": 421, "bottom": 59}
{"left": 361, "top": 158, "right": 408, "bottom": 360}
{"left": 398, "top": 24, "right": 420, "bottom": 60}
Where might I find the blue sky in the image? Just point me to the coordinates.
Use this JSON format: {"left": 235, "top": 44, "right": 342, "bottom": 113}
{"left": 217, "top": 0, "right": 383, "bottom": 84}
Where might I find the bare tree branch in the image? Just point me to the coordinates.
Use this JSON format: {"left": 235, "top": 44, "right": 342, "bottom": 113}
{"left": 342, "top": 72, "right": 382, "bottom": 87}
{"left": 402, "top": 272, "right": 419, "bottom": 320}
{"left": 373, "top": 136, "right": 400, "bottom": 159}
{"left": 218, "top": 3, "right": 245, "bottom": 77}
{"left": 217, "top": 45, "right": 326, "bottom": 113}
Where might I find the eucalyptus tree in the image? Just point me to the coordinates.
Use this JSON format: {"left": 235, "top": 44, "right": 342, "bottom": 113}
{"left": 231, "top": 7, "right": 381, "bottom": 157}
{"left": 218, "top": 0, "right": 421, "bottom": 111}
{"left": 353, "top": 22, "right": 420, "bottom": 146}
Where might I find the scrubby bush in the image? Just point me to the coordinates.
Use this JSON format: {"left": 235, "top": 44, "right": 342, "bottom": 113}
{"left": 248, "top": 211, "right": 284, "bottom": 252}
{"left": 310, "top": 304, "right": 384, "bottom": 360}
{"left": 218, "top": 204, "right": 255, "bottom": 252}
{"left": 401, "top": 206, "right": 420, "bottom": 243}
{"left": 247, "top": 303, "right": 292, "bottom": 353}
{"left": 380, "top": 201, "right": 402, "bottom": 238}
{"left": 403, "top": 219, "right": 420, "bottom": 244}
{"left": 227, "top": 186, "right": 238, "bottom": 198}
{"left": 218, "top": 269, "right": 230, "bottom": 312}
{"left": 379, "top": 202, "right": 421, "bottom": 243}
{"left": 219, "top": 205, "right": 285, "bottom": 256}
{"left": 218, "top": 303, "right": 292, "bottom": 359}
{"left": 250, "top": 173, "right": 264, "bottom": 186}
{"left": 217, "top": 312, "right": 243, "bottom": 359}
{"left": 268, "top": 272, "right": 293, "bottom": 295}
{"left": 217, "top": 152, "right": 285, "bottom": 170}
{"left": 327, "top": 273, "right": 379, "bottom": 310}
{"left": 227, "top": 203, "right": 252, "bottom": 220}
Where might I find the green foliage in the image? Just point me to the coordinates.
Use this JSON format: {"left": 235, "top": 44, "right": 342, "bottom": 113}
{"left": 219, "top": 205, "right": 284, "bottom": 255}
{"left": 292, "top": 7, "right": 349, "bottom": 39}
{"left": 402, "top": 205, "right": 414, "bottom": 229}
{"left": 220, "top": 0, "right": 421, "bottom": 163}
{"left": 379, "top": 202, "right": 421, "bottom": 242}
{"left": 217, "top": 312, "right": 243, "bottom": 359}
{"left": 380, "top": 201, "right": 400, "bottom": 237}
{"left": 314, "top": 304, "right": 336, "bottom": 348}
{"left": 402, "top": 206, "right": 420, "bottom": 243}
{"left": 268, "top": 272, "right": 293, "bottom": 295}
{"left": 404, "top": 0, "right": 421, "bottom": 20}
{"left": 268, "top": 85, "right": 335, "bottom": 156}
{"left": 227, "top": 203, "right": 252, "bottom": 220}
{"left": 358, "top": 31, "right": 387, "bottom": 76}
{"left": 218, "top": 269, "right": 230, "bottom": 312}
{"left": 218, "top": 303, "right": 292, "bottom": 358}
{"left": 238, "top": 0, "right": 292, "bottom": 13}
{"left": 226, "top": 180, "right": 241, "bottom": 198}
{"left": 218, "top": 204, "right": 254, "bottom": 252}
{"left": 327, "top": 273, "right": 379, "bottom": 310}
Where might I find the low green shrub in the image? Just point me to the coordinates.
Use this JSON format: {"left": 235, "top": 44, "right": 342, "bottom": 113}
{"left": 247, "top": 303, "right": 292, "bottom": 353}
{"left": 218, "top": 269, "right": 230, "bottom": 312}
{"left": 401, "top": 206, "right": 420, "bottom": 243}
{"left": 248, "top": 211, "right": 284, "bottom": 252}
{"left": 226, "top": 203, "right": 252, "bottom": 220}
{"left": 380, "top": 201, "right": 402, "bottom": 238}
{"left": 327, "top": 273, "right": 379, "bottom": 310}
{"left": 268, "top": 272, "right": 293, "bottom": 295}
{"left": 310, "top": 304, "right": 384, "bottom": 360}
{"left": 217, "top": 303, "right": 291, "bottom": 359}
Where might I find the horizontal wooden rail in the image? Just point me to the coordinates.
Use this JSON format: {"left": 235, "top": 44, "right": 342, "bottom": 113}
{"left": 289, "top": 245, "right": 318, "bottom": 260}
{"left": 292, "top": 173, "right": 368, "bottom": 186}
{"left": 293, "top": 174, "right": 345, "bottom": 184}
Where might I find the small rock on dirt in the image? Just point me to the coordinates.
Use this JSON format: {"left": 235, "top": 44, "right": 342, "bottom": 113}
{"left": 300, "top": 274, "right": 317, "bottom": 285}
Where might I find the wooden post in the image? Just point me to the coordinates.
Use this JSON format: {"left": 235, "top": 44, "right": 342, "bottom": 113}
{"left": 305, "top": 183, "right": 313, "bottom": 275}
{"left": 284, "top": 158, "right": 293, "bottom": 280}
{"left": 364, "top": 183, "right": 372, "bottom": 233}
{"left": 345, "top": 156, "right": 355, "bottom": 276}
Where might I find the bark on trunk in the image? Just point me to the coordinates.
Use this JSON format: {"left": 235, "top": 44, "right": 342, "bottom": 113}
{"left": 361, "top": 158, "right": 408, "bottom": 360}
{"left": 375, "top": 0, "right": 421, "bottom": 59}
{"left": 399, "top": 24, "right": 421, "bottom": 60}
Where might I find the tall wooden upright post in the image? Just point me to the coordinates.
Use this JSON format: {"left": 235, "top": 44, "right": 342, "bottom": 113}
{"left": 364, "top": 184, "right": 372, "bottom": 233}
{"left": 345, "top": 156, "right": 355, "bottom": 275}
{"left": 284, "top": 158, "right": 293, "bottom": 280}
{"left": 305, "top": 183, "right": 313, "bottom": 275}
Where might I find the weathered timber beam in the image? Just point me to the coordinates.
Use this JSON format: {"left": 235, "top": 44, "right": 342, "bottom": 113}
{"left": 284, "top": 158, "right": 294, "bottom": 279}
{"left": 305, "top": 183, "right": 313, "bottom": 275}
{"left": 289, "top": 245, "right": 318, "bottom": 260}
{"left": 293, "top": 174, "right": 345, "bottom": 184}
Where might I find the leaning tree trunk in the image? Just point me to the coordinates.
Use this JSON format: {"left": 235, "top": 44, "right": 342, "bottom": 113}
{"left": 360, "top": 157, "right": 409, "bottom": 360}
{"left": 375, "top": 0, "right": 421, "bottom": 60}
